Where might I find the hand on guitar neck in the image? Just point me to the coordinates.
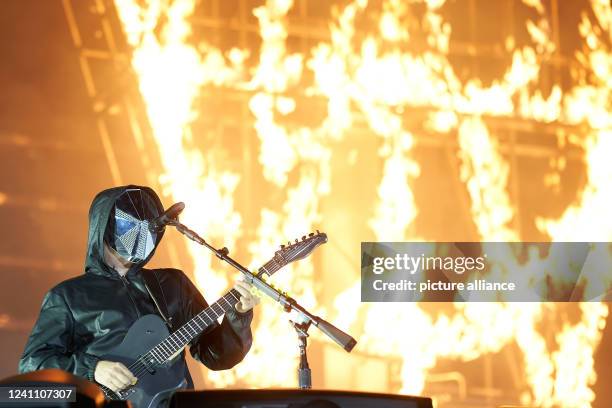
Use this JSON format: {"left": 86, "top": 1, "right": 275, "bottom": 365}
{"left": 234, "top": 279, "right": 261, "bottom": 313}
{"left": 94, "top": 278, "right": 260, "bottom": 393}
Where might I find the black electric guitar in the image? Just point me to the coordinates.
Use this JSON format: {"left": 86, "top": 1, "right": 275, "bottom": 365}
{"left": 99, "top": 231, "right": 328, "bottom": 408}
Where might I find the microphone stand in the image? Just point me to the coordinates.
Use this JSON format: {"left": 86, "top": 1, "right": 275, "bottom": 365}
{"left": 292, "top": 317, "right": 312, "bottom": 388}
{"left": 167, "top": 219, "right": 357, "bottom": 389}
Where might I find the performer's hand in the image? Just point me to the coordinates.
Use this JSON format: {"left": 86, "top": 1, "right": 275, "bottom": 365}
{"left": 94, "top": 360, "right": 137, "bottom": 393}
{"left": 233, "top": 279, "right": 260, "bottom": 313}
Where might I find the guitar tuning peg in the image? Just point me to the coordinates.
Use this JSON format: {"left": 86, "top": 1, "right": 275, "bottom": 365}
{"left": 316, "top": 229, "right": 320, "bottom": 234}
{"left": 308, "top": 232, "right": 314, "bottom": 237}
{"left": 287, "top": 241, "right": 291, "bottom": 246}
{"left": 301, "top": 235, "right": 306, "bottom": 240}
{"left": 295, "top": 239, "right": 298, "bottom": 243}
{"left": 281, "top": 244, "right": 285, "bottom": 249}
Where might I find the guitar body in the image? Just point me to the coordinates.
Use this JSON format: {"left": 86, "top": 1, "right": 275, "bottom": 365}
{"left": 102, "top": 314, "right": 188, "bottom": 408}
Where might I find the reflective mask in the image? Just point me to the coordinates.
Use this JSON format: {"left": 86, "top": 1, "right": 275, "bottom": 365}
{"left": 105, "top": 188, "right": 160, "bottom": 263}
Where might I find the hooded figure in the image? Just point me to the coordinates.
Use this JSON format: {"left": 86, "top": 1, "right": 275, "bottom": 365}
{"left": 18, "top": 185, "right": 253, "bottom": 390}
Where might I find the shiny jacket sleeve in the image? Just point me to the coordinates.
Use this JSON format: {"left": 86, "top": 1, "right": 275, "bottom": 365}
{"left": 18, "top": 290, "right": 100, "bottom": 381}
{"left": 178, "top": 272, "right": 253, "bottom": 370}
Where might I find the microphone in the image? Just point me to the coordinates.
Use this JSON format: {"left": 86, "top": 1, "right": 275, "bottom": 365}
{"left": 149, "top": 202, "right": 185, "bottom": 232}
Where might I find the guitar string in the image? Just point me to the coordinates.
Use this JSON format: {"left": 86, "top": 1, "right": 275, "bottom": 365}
{"left": 130, "top": 289, "right": 239, "bottom": 368}
{"left": 126, "top": 304, "right": 233, "bottom": 380}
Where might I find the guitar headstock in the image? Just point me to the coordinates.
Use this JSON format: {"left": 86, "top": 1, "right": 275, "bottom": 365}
{"left": 258, "top": 231, "right": 327, "bottom": 277}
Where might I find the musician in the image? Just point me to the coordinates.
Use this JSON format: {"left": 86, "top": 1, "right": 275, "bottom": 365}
{"left": 18, "top": 185, "right": 259, "bottom": 395}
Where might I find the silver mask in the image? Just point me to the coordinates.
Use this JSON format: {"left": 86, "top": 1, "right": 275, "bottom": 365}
{"left": 106, "top": 189, "right": 160, "bottom": 263}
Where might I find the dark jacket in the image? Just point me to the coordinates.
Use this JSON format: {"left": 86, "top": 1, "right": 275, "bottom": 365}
{"left": 18, "top": 185, "right": 253, "bottom": 387}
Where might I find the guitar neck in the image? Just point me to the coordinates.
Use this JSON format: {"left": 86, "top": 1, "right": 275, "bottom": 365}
{"left": 257, "top": 256, "right": 284, "bottom": 277}
{"left": 149, "top": 260, "right": 278, "bottom": 361}
{"left": 149, "top": 288, "right": 241, "bottom": 361}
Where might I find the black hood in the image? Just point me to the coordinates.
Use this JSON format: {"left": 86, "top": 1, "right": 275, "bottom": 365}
{"left": 85, "top": 185, "right": 165, "bottom": 277}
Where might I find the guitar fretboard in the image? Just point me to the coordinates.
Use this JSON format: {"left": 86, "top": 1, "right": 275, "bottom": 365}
{"left": 130, "top": 232, "right": 326, "bottom": 380}
{"left": 143, "top": 259, "right": 280, "bottom": 364}
{"left": 142, "top": 288, "right": 240, "bottom": 364}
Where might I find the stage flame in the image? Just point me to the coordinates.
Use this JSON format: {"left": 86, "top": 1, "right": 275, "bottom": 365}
{"left": 114, "top": 0, "right": 611, "bottom": 406}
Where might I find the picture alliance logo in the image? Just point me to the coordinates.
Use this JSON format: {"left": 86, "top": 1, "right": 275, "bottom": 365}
{"left": 372, "top": 253, "right": 487, "bottom": 275}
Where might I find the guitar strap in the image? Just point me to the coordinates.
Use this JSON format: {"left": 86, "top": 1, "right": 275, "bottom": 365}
{"left": 143, "top": 270, "right": 174, "bottom": 330}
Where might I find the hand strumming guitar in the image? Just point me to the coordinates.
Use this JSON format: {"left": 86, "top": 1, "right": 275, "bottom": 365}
{"left": 94, "top": 360, "right": 137, "bottom": 393}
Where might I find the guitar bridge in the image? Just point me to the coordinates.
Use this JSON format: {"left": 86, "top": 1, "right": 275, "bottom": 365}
{"left": 103, "top": 385, "right": 135, "bottom": 401}
{"left": 116, "top": 387, "right": 136, "bottom": 399}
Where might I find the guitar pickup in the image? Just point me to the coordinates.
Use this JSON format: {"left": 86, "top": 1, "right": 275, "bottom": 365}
{"left": 141, "top": 354, "right": 158, "bottom": 374}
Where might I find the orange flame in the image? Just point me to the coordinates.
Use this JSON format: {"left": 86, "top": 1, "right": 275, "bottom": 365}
{"left": 114, "top": 0, "right": 612, "bottom": 405}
